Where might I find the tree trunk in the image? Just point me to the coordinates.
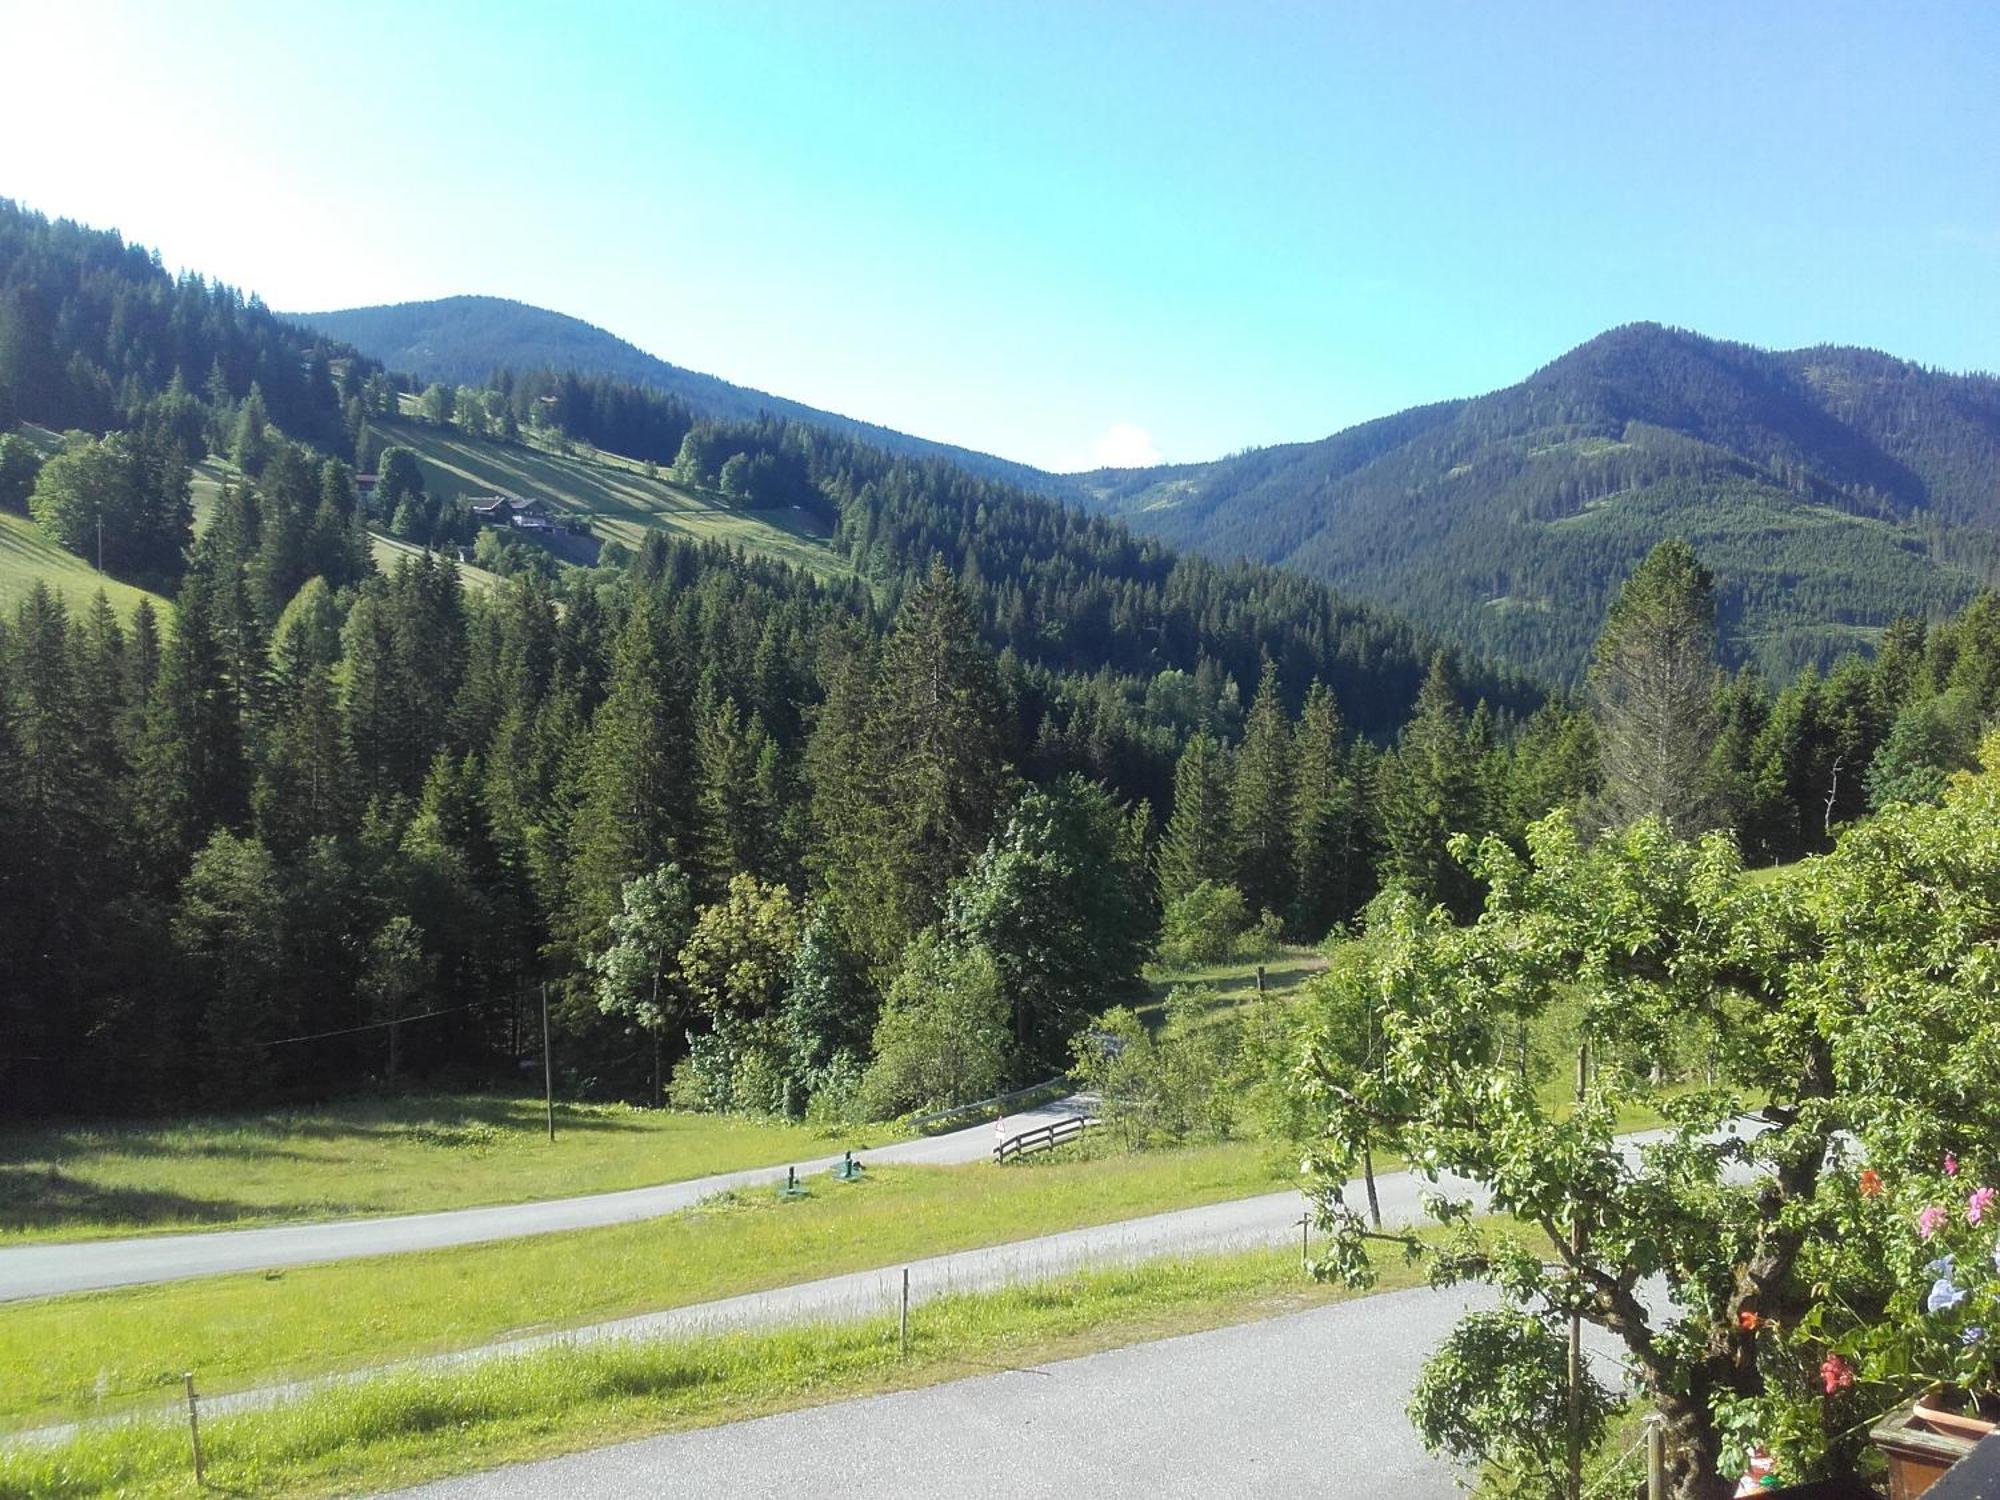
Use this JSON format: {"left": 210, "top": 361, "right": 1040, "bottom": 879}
{"left": 1362, "top": 1145, "right": 1382, "bottom": 1229}
{"left": 1657, "top": 1392, "right": 1732, "bottom": 1500}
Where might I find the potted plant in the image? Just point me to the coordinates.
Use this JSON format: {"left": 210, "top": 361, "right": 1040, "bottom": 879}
{"left": 1830, "top": 1158, "right": 2000, "bottom": 1498}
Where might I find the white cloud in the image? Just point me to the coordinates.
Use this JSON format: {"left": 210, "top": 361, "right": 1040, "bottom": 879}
{"left": 1090, "top": 422, "right": 1162, "bottom": 469}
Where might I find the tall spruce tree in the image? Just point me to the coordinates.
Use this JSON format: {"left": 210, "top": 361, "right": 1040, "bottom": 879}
{"left": 859, "top": 562, "right": 1008, "bottom": 961}
{"left": 135, "top": 578, "right": 249, "bottom": 870}
{"left": 1589, "top": 540, "right": 1722, "bottom": 836}
{"left": 1156, "top": 731, "right": 1233, "bottom": 907}
{"left": 563, "top": 593, "right": 690, "bottom": 961}
{"left": 1376, "top": 653, "right": 1484, "bottom": 918}
{"left": 1230, "top": 659, "right": 1294, "bottom": 917}
{"left": 1290, "top": 680, "right": 1357, "bottom": 938}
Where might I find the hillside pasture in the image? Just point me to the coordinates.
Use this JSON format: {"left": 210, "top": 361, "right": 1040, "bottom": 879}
{"left": 0, "top": 509, "right": 169, "bottom": 621}
{"left": 374, "top": 418, "right": 850, "bottom": 580}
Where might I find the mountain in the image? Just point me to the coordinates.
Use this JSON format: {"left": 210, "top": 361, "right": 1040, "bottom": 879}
{"left": 1076, "top": 324, "right": 2000, "bottom": 682}
{"left": 293, "top": 295, "right": 1075, "bottom": 498}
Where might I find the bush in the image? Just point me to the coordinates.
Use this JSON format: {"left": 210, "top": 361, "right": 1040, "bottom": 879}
{"left": 1157, "top": 881, "right": 1250, "bottom": 968}
{"left": 858, "top": 932, "right": 1009, "bottom": 1119}
{"left": 1071, "top": 990, "right": 1246, "bottom": 1148}
{"left": 1157, "top": 881, "right": 1286, "bottom": 969}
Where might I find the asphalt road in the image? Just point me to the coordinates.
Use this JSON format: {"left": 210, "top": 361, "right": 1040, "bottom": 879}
{"left": 12, "top": 1154, "right": 1483, "bottom": 1447}
{"left": 0, "top": 1097, "right": 1093, "bottom": 1302}
{"left": 388, "top": 1284, "right": 1507, "bottom": 1499}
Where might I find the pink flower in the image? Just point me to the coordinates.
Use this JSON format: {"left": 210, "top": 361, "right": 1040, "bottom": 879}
{"left": 1821, "top": 1354, "right": 1855, "bottom": 1395}
{"left": 1920, "top": 1205, "right": 1949, "bottom": 1240}
{"left": 1970, "top": 1187, "right": 1997, "bottom": 1225}
{"left": 1946, "top": 1153, "right": 1961, "bottom": 1177}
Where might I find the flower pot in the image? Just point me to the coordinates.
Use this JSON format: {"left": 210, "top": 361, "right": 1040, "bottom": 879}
{"left": 1872, "top": 1399, "right": 1991, "bottom": 1499}
{"left": 1913, "top": 1395, "right": 1999, "bottom": 1444}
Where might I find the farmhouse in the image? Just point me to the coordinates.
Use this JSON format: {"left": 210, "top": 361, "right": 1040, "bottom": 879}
{"left": 468, "top": 495, "right": 554, "bottom": 532}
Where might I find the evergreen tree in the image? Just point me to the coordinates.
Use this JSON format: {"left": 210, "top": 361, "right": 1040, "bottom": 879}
{"left": 1229, "top": 659, "right": 1294, "bottom": 917}
{"left": 230, "top": 384, "right": 273, "bottom": 475}
{"left": 135, "top": 579, "right": 249, "bottom": 869}
{"left": 1376, "top": 654, "right": 1484, "bottom": 917}
{"left": 1589, "top": 540, "right": 1721, "bottom": 836}
{"left": 563, "top": 594, "right": 689, "bottom": 960}
{"left": 858, "top": 562, "right": 1009, "bottom": 960}
{"left": 1290, "top": 680, "right": 1358, "bottom": 938}
{"left": 1156, "top": 732, "right": 1233, "bottom": 907}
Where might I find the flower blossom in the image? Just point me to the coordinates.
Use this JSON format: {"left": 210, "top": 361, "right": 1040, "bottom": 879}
{"left": 1929, "top": 1275, "right": 1969, "bottom": 1315}
{"left": 1971, "top": 1188, "right": 1997, "bottom": 1225}
{"left": 1738, "top": 1309, "right": 1760, "bottom": 1331}
{"left": 1965, "top": 1327, "right": 1988, "bottom": 1347}
{"left": 1919, "top": 1205, "right": 1949, "bottom": 1240}
{"left": 1946, "top": 1152, "right": 1961, "bottom": 1177}
{"left": 1859, "top": 1168, "right": 1883, "bottom": 1199}
{"left": 1820, "top": 1354, "right": 1855, "bottom": 1394}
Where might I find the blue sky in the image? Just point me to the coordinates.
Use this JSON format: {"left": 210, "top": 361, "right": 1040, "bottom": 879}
{"left": 3, "top": 1, "right": 1994, "bottom": 471}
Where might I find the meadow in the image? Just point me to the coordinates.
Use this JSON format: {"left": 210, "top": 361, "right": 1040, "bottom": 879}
{"left": 374, "top": 416, "right": 853, "bottom": 580}
{"left": 3, "top": 1141, "right": 1294, "bottom": 1428}
{"left": 0, "top": 1095, "right": 838, "bottom": 1244}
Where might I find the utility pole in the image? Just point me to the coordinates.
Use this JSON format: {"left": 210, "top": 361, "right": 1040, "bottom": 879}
{"left": 1567, "top": 1040, "right": 1589, "bottom": 1500}
{"left": 541, "top": 982, "right": 555, "bottom": 1143}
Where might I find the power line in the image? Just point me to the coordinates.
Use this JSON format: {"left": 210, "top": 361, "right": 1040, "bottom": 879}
{"left": 256, "top": 1004, "right": 482, "bottom": 1048}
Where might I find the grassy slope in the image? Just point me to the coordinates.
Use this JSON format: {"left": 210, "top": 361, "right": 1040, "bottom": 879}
{"left": 0, "top": 1096, "right": 853, "bottom": 1245}
{"left": 2, "top": 1142, "right": 1293, "bottom": 1426}
{"left": 1135, "top": 946, "right": 1327, "bottom": 1029}
{"left": 369, "top": 529, "right": 506, "bottom": 592}
{"left": 375, "top": 416, "right": 852, "bottom": 581}
{"left": 0, "top": 510, "right": 169, "bottom": 620}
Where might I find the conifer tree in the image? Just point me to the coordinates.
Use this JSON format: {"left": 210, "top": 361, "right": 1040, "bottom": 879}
{"left": 1156, "top": 731, "right": 1232, "bottom": 907}
{"left": 1589, "top": 540, "right": 1721, "bottom": 836}
{"left": 1290, "top": 680, "right": 1357, "bottom": 938}
{"left": 859, "top": 562, "right": 1009, "bottom": 960}
{"left": 563, "top": 594, "right": 689, "bottom": 959}
{"left": 1230, "top": 659, "right": 1295, "bottom": 917}
{"left": 1376, "top": 654, "right": 1484, "bottom": 917}
{"left": 136, "top": 580, "right": 249, "bottom": 870}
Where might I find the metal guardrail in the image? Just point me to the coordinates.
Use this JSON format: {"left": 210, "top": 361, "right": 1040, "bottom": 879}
{"left": 994, "top": 1115, "right": 1095, "bottom": 1163}
{"left": 903, "top": 1076, "right": 1072, "bottom": 1135}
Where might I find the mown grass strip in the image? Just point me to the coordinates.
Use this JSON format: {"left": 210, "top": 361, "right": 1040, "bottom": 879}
{"left": 0, "top": 1249, "right": 1425, "bottom": 1500}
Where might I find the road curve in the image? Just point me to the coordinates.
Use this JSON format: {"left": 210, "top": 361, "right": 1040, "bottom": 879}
{"left": 0, "top": 1097, "right": 1092, "bottom": 1302}
{"left": 386, "top": 1286, "right": 1505, "bottom": 1500}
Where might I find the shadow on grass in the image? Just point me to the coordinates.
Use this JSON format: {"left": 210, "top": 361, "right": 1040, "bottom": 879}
{"left": 1135, "top": 958, "right": 1326, "bottom": 1027}
{"left": 0, "top": 1096, "right": 651, "bottom": 1171}
{"left": 0, "top": 1165, "right": 269, "bottom": 1236}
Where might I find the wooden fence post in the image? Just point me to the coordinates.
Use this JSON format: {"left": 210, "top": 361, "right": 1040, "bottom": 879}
{"left": 183, "top": 1371, "right": 205, "bottom": 1486}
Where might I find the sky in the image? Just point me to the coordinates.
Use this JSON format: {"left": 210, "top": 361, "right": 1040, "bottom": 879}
{"left": 1, "top": 1, "right": 1995, "bottom": 472}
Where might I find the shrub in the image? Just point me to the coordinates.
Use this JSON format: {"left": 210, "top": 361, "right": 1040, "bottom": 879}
{"left": 859, "top": 932, "right": 1010, "bottom": 1119}
{"left": 1157, "top": 881, "right": 1251, "bottom": 968}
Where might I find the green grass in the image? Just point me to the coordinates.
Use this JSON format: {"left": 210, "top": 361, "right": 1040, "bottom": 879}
{"left": 368, "top": 529, "right": 506, "bottom": 592}
{"left": 1, "top": 1141, "right": 1294, "bottom": 1428}
{"left": 0, "top": 509, "right": 170, "bottom": 621}
{"left": 0, "top": 1248, "right": 1424, "bottom": 1500}
{"left": 1134, "top": 946, "right": 1327, "bottom": 1029}
{"left": 373, "top": 418, "right": 853, "bottom": 580}
{"left": 0, "top": 1095, "right": 845, "bottom": 1245}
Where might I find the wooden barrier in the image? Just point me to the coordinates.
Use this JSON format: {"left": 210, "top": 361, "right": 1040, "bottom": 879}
{"left": 994, "top": 1115, "right": 1094, "bottom": 1163}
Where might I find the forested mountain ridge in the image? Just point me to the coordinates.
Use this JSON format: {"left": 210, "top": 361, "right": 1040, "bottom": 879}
{"left": 1076, "top": 324, "right": 2000, "bottom": 682}
{"left": 294, "top": 295, "right": 1077, "bottom": 498}
{"left": 3, "top": 196, "right": 1574, "bottom": 1119}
